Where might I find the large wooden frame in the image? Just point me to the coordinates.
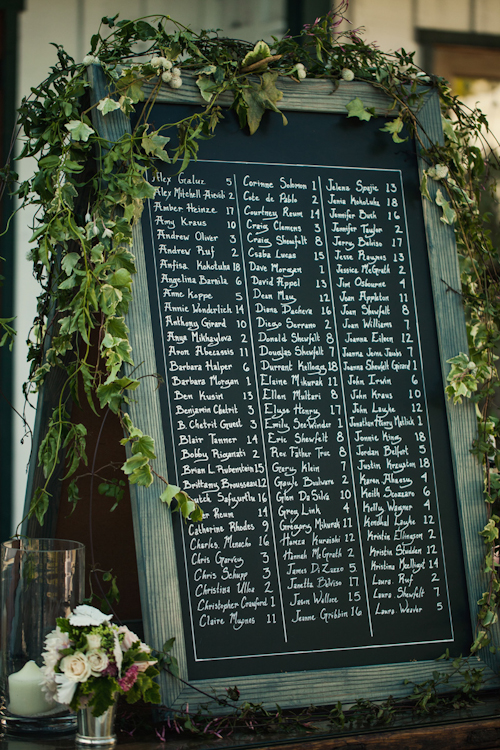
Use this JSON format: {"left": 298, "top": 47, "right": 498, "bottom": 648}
{"left": 88, "top": 66, "right": 499, "bottom": 711}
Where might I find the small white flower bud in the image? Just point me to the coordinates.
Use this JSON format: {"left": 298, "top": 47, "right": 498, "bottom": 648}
{"left": 150, "top": 56, "right": 162, "bottom": 68}
{"left": 171, "top": 67, "right": 181, "bottom": 78}
{"left": 83, "top": 54, "right": 99, "bottom": 66}
{"left": 162, "top": 70, "right": 172, "bottom": 83}
{"left": 160, "top": 58, "right": 172, "bottom": 70}
{"left": 169, "top": 76, "right": 183, "bottom": 89}
{"left": 341, "top": 68, "right": 354, "bottom": 81}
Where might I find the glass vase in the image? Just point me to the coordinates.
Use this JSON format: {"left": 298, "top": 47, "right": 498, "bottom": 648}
{"left": 0, "top": 538, "right": 85, "bottom": 735}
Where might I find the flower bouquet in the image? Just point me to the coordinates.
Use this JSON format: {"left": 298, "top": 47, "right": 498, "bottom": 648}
{"left": 41, "top": 605, "right": 160, "bottom": 717}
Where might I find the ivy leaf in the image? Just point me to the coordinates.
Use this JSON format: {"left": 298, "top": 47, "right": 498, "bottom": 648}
{"left": 196, "top": 74, "right": 218, "bottom": 103}
{"left": 61, "top": 252, "right": 79, "bottom": 275}
{"left": 162, "top": 637, "right": 175, "bottom": 652}
{"left": 241, "top": 72, "right": 287, "bottom": 135}
{"left": 380, "top": 115, "right": 407, "bottom": 143}
{"left": 39, "top": 155, "right": 61, "bottom": 169}
{"left": 241, "top": 40, "right": 271, "bottom": 69}
{"left": 30, "top": 487, "right": 51, "bottom": 526}
{"left": 176, "top": 491, "right": 196, "bottom": 520}
{"left": 98, "top": 479, "right": 125, "bottom": 511}
{"left": 141, "top": 131, "right": 171, "bottom": 163}
{"left": 131, "top": 434, "right": 156, "bottom": 459}
{"left": 189, "top": 504, "right": 203, "bottom": 523}
{"left": 442, "top": 116, "right": 458, "bottom": 143}
{"left": 0, "top": 318, "right": 16, "bottom": 351}
{"left": 159, "top": 483, "right": 181, "bottom": 507}
{"left": 98, "top": 382, "right": 122, "bottom": 410}
{"left": 63, "top": 422, "right": 88, "bottom": 479}
{"left": 420, "top": 173, "right": 431, "bottom": 201}
{"left": 118, "top": 71, "right": 145, "bottom": 103}
{"left": 99, "top": 284, "right": 122, "bottom": 315}
{"left": 197, "top": 64, "right": 217, "bottom": 76}
{"left": 135, "top": 20, "right": 156, "bottom": 40}
{"left": 479, "top": 518, "right": 499, "bottom": 543}
{"left": 108, "top": 268, "right": 132, "bottom": 288}
{"left": 346, "top": 97, "right": 374, "bottom": 121}
{"left": 65, "top": 120, "right": 95, "bottom": 142}
{"left": 122, "top": 452, "right": 148, "bottom": 475}
{"left": 63, "top": 160, "right": 84, "bottom": 174}
{"left": 67, "top": 478, "right": 80, "bottom": 513}
{"left": 435, "top": 188, "right": 456, "bottom": 225}
{"left": 482, "top": 609, "right": 497, "bottom": 627}
{"left": 128, "top": 462, "right": 153, "bottom": 486}
{"left": 106, "top": 316, "right": 129, "bottom": 339}
{"left": 97, "top": 97, "right": 121, "bottom": 115}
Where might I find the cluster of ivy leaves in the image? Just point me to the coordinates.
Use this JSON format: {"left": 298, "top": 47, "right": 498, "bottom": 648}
{"left": 1, "top": 0, "right": 500, "bottom": 695}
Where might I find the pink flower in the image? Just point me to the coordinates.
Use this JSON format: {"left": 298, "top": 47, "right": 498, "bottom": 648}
{"left": 134, "top": 659, "right": 157, "bottom": 673}
{"left": 117, "top": 664, "right": 139, "bottom": 692}
{"left": 116, "top": 625, "right": 139, "bottom": 651}
{"left": 102, "top": 662, "right": 118, "bottom": 678}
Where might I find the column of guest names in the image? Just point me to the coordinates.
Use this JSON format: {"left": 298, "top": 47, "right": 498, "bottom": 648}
{"left": 148, "top": 160, "right": 454, "bottom": 661}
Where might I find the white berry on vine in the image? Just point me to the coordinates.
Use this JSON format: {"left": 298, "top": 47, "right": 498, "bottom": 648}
{"left": 170, "top": 76, "right": 183, "bottom": 89}
{"left": 296, "top": 63, "right": 307, "bottom": 80}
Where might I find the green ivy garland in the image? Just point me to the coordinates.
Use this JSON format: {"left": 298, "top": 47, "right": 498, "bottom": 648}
{"left": 2, "top": 0, "right": 500, "bottom": 698}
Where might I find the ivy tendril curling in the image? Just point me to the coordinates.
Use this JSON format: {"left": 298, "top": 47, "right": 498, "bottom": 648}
{"left": 1, "top": 2, "right": 500, "bottom": 665}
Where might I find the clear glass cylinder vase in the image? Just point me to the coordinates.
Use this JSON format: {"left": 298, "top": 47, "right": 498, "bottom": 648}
{"left": 0, "top": 538, "right": 85, "bottom": 735}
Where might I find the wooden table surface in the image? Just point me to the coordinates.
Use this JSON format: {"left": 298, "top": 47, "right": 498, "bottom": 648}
{"left": 2, "top": 695, "right": 500, "bottom": 750}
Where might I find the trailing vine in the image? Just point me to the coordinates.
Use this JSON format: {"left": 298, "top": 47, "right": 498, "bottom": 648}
{"left": 2, "top": 0, "right": 500, "bottom": 720}
{"left": 121, "top": 641, "right": 488, "bottom": 738}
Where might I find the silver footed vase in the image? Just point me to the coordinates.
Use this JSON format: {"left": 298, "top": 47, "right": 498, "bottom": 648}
{"left": 76, "top": 702, "right": 117, "bottom": 745}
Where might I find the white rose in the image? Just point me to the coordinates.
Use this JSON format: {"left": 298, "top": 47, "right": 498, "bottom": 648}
{"left": 86, "top": 650, "right": 109, "bottom": 676}
{"left": 86, "top": 633, "right": 102, "bottom": 650}
{"left": 60, "top": 652, "right": 91, "bottom": 683}
{"left": 170, "top": 77, "right": 183, "bottom": 89}
{"left": 341, "top": 68, "right": 355, "bottom": 81}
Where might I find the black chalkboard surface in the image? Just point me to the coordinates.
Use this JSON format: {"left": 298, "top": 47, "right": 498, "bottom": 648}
{"left": 89, "top": 69, "right": 498, "bottom": 709}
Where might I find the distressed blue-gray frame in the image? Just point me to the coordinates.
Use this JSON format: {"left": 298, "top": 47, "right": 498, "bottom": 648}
{"left": 88, "top": 66, "right": 498, "bottom": 710}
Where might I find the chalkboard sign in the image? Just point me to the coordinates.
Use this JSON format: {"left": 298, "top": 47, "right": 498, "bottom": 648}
{"left": 89, "top": 70, "right": 499, "bottom": 709}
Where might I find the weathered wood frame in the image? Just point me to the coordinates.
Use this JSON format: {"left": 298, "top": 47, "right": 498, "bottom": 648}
{"left": 88, "top": 66, "right": 499, "bottom": 711}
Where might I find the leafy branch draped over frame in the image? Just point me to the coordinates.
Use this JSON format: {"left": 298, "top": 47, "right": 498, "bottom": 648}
{"left": 2, "top": 1, "right": 500, "bottom": 660}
